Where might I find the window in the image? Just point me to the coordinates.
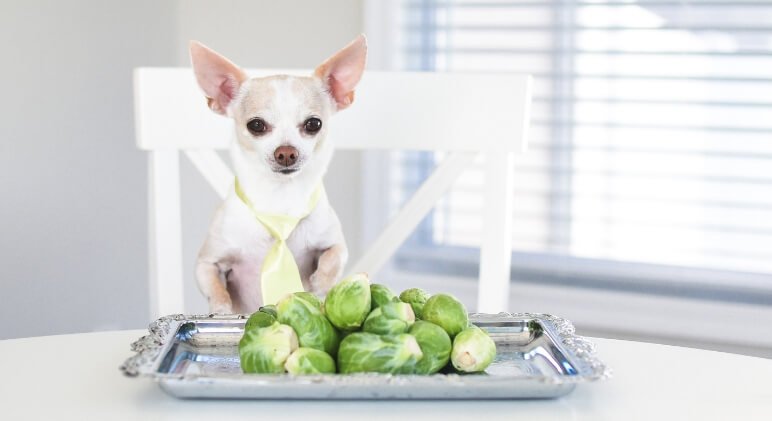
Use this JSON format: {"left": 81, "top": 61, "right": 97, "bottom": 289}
{"left": 374, "top": 0, "right": 772, "bottom": 304}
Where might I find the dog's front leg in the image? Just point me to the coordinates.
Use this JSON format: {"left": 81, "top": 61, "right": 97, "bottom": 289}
{"left": 196, "top": 261, "right": 232, "bottom": 314}
{"left": 309, "top": 244, "right": 348, "bottom": 295}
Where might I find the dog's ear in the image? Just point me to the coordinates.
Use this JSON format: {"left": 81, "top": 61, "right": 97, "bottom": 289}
{"left": 314, "top": 34, "right": 367, "bottom": 111}
{"left": 189, "top": 41, "right": 247, "bottom": 115}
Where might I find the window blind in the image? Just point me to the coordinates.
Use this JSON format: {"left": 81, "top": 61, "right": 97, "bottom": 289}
{"left": 390, "top": 0, "right": 772, "bottom": 291}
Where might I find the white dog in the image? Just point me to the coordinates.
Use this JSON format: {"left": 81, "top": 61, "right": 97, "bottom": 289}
{"left": 190, "top": 35, "right": 366, "bottom": 314}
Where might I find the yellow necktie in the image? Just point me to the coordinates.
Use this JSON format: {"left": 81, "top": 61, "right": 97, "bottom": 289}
{"left": 234, "top": 178, "right": 324, "bottom": 305}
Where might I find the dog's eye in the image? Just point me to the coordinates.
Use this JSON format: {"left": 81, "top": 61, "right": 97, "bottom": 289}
{"left": 304, "top": 117, "right": 322, "bottom": 134}
{"left": 246, "top": 118, "right": 268, "bottom": 135}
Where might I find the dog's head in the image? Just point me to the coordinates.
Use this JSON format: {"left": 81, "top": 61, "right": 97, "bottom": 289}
{"left": 189, "top": 35, "right": 367, "bottom": 181}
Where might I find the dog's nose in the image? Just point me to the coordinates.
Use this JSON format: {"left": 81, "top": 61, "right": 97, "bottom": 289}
{"left": 274, "top": 146, "right": 299, "bottom": 167}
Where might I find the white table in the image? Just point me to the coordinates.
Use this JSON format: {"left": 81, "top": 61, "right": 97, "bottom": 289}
{"left": 1, "top": 330, "right": 770, "bottom": 420}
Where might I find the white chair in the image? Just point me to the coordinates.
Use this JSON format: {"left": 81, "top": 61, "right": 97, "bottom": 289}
{"left": 134, "top": 68, "right": 532, "bottom": 318}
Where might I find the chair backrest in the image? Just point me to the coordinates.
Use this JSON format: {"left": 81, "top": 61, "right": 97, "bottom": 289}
{"left": 135, "top": 68, "right": 532, "bottom": 317}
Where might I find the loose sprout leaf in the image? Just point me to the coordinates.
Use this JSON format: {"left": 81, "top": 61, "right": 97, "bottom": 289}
{"left": 244, "top": 311, "right": 276, "bottom": 332}
{"left": 258, "top": 304, "right": 278, "bottom": 318}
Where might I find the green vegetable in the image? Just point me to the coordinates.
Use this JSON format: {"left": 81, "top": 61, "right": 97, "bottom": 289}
{"left": 421, "top": 293, "right": 468, "bottom": 338}
{"left": 240, "top": 283, "right": 490, "bottom": 375}
{"left": 285, "top": 347, "right": 336, "bottom": 375}
{"left": 258, "top": 304, "right": 278, "bottom": 318}
{"left": 399, "top": 288, "right": 430, "bottom": 319}
{"left": 277, "top": 292, "right": 340, "bottom": 356}
{"left": 370, "top": 284, "right": 398, "bottom": 309}
{"left": 451, "top": 326, "right": 497, "bottom": 373}
{"left": 294, "top": 292, "right": 322, "bottom": 311}
{"left": 239, "top": 322, "right": 298, "bottom": 373}
{"left": 323, "top": 273, "right": 372, "bottom": 331}
{"left": 244, "top": 310, "right": 276, "bottom": 332}
{"left": 337, "top": 332, "right": 423, "bottom": 374}
{"left": 409, "top": 321, "right": 452, "bottom": 374}
{"left": 362, "top": 302, "right": 415, "bottom": 335}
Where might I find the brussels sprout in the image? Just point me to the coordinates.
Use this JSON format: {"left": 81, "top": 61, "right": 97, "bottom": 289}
{"left": 421, "top": 293, "right": 469, "bottom": 338}
{"left": 370, "top": 284, "right": 398, "bottom": 309}
{"left": 277, "top": 292, "right": 340, "bottom": 356}
{"left": 323, "top": 273, "right": 372, "bottom": 331}
{"left": 294, "top": 292, "right": 322, "bottom": 311}
{"left": 399, "top": 288, "right": 430, "bottom": 319}
{"left": 337, "top": 332, "right": 423, "bottom": 374}
{"left": 239, "top": 322, "right": 298, "bottom": 373}
{"left": 362, "top": 302, "right": 415, "bottom": 335}
{"left": 409, "top": 321, "right": 452, "bottom": 374}
{"left": 244, "top": 310, "right": 276, "bottom": 332}
{"left": 284, "top": 347, "right": 336, "bottom": 375}
{"left": 258, "top": 304, "right": 278, "bottom": 319}
{"left": 451, "top": 326, "right": 497, "bottom": 373}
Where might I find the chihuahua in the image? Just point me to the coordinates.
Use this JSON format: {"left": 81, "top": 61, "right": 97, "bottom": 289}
{"left": 190, "top": 35, "right": 367, "bottom": 314}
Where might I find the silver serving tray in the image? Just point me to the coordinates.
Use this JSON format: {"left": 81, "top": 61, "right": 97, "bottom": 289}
{"left": 121, "top": 313, "right": 610, "bottom": 399}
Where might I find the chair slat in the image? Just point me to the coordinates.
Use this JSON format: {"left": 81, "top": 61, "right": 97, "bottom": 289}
{"left": 184, "top": 149, "right": 234, "bottom": 200}
{"left": 477, "top": 152, "right": 516, "bottom": 313}
{"left": 148, "top": 149, "right": 185, "bottom": 316}
{"left": 350, "top": 151, "right": 478, "bottom": 275}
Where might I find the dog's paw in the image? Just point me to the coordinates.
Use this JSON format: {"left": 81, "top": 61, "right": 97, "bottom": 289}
{"left": 308, "top": 270, "right": 337, "bottom": 295}
{"left": 209, "top": 297, "right": 233, "bottom": 314}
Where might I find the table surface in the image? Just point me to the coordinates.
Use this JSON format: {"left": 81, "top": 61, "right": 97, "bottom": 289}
{"left": 1, "top": 330, "right": 770, "bottom": 420}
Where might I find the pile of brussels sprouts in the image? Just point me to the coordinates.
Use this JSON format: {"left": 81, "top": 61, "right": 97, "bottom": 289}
{"left": 238, "top": 273, "right": 497, "bottom": 375}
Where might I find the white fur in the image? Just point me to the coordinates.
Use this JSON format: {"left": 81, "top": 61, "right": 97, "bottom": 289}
{"left": 190, "top": 36, "right": 366, "bottom": 314}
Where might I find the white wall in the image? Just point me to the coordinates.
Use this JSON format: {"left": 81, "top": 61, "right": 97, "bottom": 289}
{"left": 0, "top": 0, "right": 176, "bottom": 339}
{"left": 0, "top": 0, "right": 364, "bottom": 339}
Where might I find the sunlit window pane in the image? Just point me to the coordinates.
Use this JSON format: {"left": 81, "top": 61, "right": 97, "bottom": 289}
{"left": 397, "top": 0, "right": 772, "bottom": 278}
